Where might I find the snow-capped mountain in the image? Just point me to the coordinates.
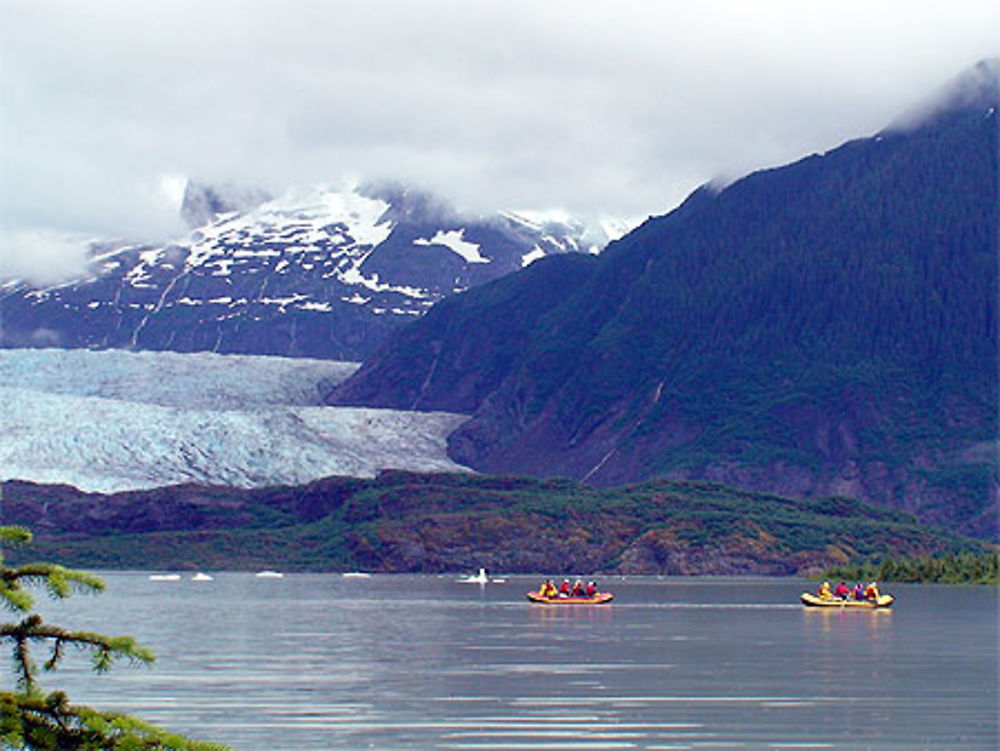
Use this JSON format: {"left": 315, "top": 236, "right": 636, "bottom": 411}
{"left": 0, "top": 182, "right": 626, "bottom": 360}
{"left": 0, "top": 348, "right": 469, "bottom": 492}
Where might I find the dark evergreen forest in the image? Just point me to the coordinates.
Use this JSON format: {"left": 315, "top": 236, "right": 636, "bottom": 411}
{"left": 331, "top": 91, "right": 998, "bottom": 539}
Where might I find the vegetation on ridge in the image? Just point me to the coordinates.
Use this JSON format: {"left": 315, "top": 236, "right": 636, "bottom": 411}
{"left": 2, "top": 473, "right": 986, "bottom": 576}
{"left": 822, "top": 550, "right": 999, "bottom": 585}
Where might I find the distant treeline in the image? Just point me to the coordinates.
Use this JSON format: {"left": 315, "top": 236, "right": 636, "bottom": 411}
{"left": 824, "top": 551, "right": 999, "bottom": 585}
{"left": 3, "top": 472, "right": 987, "bottom": 575}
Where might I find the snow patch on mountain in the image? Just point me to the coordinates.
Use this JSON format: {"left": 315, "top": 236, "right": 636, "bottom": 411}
{"left": 413, "top": 229, "right": 489, "bottom": 264}
{"left": 502, "top": 209, "right": 633, "bottom": 255}
{"left": 1, "top": 181, "right": 632, "bottom": 360}
{"left": 598, "top": 217, "right": 635, "bottom": 243}
{"left": 521, "top": 246, "right": 546, "bottom": 267}
{"left": 0, "top": 349, "right": 470, "bottom": 492}
{"left": 183, "top": 184, "right": 391, "bottom": 271}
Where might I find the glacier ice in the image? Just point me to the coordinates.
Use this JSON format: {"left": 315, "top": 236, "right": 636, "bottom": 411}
{"left": 0, "top": 348, "right": 470, "bottom": 492}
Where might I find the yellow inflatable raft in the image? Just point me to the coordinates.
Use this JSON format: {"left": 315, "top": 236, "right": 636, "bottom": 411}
{"left": 800, "top": 592, "right": 894, "bottom": 608}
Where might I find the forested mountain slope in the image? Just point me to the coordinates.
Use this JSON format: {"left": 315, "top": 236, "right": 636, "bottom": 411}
{"left": 330, "top": 64, "right": 999, "bottom": 539}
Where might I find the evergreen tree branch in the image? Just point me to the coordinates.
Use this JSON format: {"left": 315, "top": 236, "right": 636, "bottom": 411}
{"left": 1, "top": 525, "right": 229, "bottom": 749}
{"left": 2, "top": 690, "right": 232, "bottom": 750}
{"left": 2, "top": 615, "right": 156, "bottom": 692}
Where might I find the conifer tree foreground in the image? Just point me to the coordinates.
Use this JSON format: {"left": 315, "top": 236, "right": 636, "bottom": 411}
{"left": 0, "top": 525, "right": 230, "bottom": 751}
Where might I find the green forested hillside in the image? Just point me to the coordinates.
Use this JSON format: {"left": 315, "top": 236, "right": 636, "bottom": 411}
{"left": 329, "top": 82, "right": 998, "bottom": 540}
{"left": 823, "top": 551, "right": 998, "bottom": 585}
{"left": 3, "top": 473, "right": 986, "bottom": 575}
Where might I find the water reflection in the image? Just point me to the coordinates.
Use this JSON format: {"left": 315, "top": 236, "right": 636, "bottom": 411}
{"left": 528, "top": 603, "right": 615, "bottom": 624}
{"left": 803, "top": 606, "right": 895, "bottom": 633}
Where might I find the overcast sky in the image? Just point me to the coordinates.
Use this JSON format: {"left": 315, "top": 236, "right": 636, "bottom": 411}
{"left": 2, "top": 0, "right": 998, "bottom": 276}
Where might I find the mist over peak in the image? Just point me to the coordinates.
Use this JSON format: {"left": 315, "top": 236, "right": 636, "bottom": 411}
{"left": 943, "top": 57, "right": 1000, "bottom": 108}
{"left": 888, "top": 57, "right": 999, "bottom": 131}
{"left": 180, "top": 181, "right": 274, "bottom": 228}
{"left": 0, "top": 228, "right": 93, "bottom": 286}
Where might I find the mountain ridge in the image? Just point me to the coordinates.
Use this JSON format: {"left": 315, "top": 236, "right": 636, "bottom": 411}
{"left": 328, "top": 64, "right": 999, "bottom": 540}
{"left": 0, "top": 183, "right": 624, "bottom": 361}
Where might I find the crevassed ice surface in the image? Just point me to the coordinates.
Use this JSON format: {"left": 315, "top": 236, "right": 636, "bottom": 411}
{"left": 0, "top": 348, "right": 470, "bottom": 492}
{"left": 0, "top": 348, "right": 360, "bottom": 408}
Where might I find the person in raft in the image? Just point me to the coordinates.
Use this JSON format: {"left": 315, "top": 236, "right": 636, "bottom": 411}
{"left": 854, "top": 582, "right": 865, "bottom": 600}
{"left": 585, "top": 581, "right": 597, "bottom": 597}
{"left": 833, "top": 581, "right": 851, "bottom": 600}
{"left": 572, "top": 579, "right": 586, "bottom": 596}
{"left": 817, "top": 581, "right": 833, "bottom": 599}
{"left": 538, "top": 579, "right": 558, "bottom": 598}
{"left": 559, "top": 579, "right": 572, "bottom": 597}
{"left": 864, "top": 581, "right": 881, "bottom": 601}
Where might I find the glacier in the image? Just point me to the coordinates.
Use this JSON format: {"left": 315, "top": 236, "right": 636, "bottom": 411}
{"left": 0, "top": 348, "right": 470, "bottom": 492}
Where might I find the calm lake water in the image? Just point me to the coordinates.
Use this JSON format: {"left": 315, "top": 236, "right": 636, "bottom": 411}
{"left": 29, "top": 574, "right": 998, "bottom": 750}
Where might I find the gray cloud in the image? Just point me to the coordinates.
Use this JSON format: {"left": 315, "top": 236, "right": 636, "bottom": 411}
{"left": 1, "top": 0, "right": 998, "bottom": 277}
{"left": 0, "top": 229, "right": 93, "bottom": 285}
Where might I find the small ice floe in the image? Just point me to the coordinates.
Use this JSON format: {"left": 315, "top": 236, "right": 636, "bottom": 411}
{"left": 255, "top": 570, "right": 285, "bottom": 578}
{"left": 459, "top": 568, "right": 504, "bottom": 584}
{"left": 148, "top": 574, "right": 181, "bottom": 581}
{"left": 191, "top": 572, "right": 214, "bottom": 581}
{"left": 342, "top": 571, "right": 372, "bottom": 578}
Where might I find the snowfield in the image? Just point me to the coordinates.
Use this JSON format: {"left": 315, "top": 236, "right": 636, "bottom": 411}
{"left": 0, "top": 349, "right": 470, "bottom": 492}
